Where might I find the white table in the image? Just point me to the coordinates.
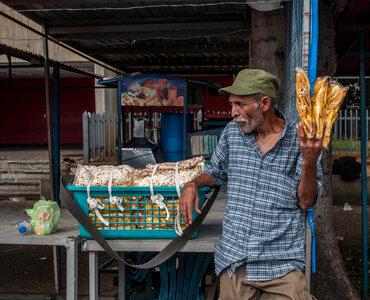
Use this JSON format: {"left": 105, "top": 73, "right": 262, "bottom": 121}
{"left": 0, "top": 208, "right": 81, "bottom": 299}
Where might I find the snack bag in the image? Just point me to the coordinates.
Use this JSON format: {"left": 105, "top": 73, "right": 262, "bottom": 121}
{"left": 25, "top": 197, "right": 61, "bottom": 235}
{"left": 296, "top": 68, "right": 313, "bottom": 138}
{"left": 322, "top": 81, "right": 348, "bottom": 147}
{"left": 311, "top": 76, "right": 329, "bottom": 138}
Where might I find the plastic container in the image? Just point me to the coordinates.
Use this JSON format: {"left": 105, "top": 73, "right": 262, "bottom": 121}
{"left": 160, "top": 113, "right": 193, "bottom": 162}
{"left": 16, "top": 220, "right": 33, "bottom": 235}
{"left": 66, "top": 185, "right": 210, "bottom": 239}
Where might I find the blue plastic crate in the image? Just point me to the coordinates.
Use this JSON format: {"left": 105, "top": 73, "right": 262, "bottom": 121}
{"left": 66, "top": 185, "right": 210, "bottom": 239}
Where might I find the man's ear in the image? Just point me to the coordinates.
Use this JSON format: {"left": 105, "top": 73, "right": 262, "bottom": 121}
{"left": 260, "top": 96, "right": 271, "bottom": 112}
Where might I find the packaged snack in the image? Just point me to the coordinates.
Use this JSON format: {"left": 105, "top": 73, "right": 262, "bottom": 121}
{"left": 25, "top": 197, "right": 60, "bottom": 235}
{"left": 296, "top": 68, "right": 313, "bottom": 138}
{"left": 311, "top": 76, "right": 329, "bottom": 138}
{"left": 322, "top": 81, "right": 348, "bottom": 147}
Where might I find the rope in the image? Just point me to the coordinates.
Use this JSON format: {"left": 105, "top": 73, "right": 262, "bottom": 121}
{"left": 87, "top": 168, "right": 109, "bottom": 227}
{"left": 108, "top": 167, "right": 124, "bottom": 212}
{"left": 149, "top": 164, "right": 169, "bottom": 221}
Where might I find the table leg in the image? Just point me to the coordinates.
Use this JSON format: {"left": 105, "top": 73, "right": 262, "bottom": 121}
{"left": 89, "top": 251, "right": 99, "bottom": 300}
{"left": 118, "top": 252, "right": 126, "bottom": 300}
{"left": 66, "top": 239, "right": 78, "bottom": 300}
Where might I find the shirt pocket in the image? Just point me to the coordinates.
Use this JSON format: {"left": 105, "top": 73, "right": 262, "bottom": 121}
{"left": 271, "top": 174, "right": 298, "bottom": 209}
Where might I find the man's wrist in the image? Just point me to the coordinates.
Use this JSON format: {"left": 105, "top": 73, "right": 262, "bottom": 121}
{"left": 183, "top": 181, "right": 199, "bottom": 190}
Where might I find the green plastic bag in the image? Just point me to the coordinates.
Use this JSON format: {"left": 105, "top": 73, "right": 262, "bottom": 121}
{"left": 25, "top": 197, "right": 60, "bottom": 235}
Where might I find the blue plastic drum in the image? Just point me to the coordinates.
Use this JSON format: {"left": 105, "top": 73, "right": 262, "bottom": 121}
{"left": 160, "top": 113, "right": 193, "bottom": 162}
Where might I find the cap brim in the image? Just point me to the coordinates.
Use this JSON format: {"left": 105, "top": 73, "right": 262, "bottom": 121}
{"left": 218, "top": 86, "right": 256, "bottom": 96}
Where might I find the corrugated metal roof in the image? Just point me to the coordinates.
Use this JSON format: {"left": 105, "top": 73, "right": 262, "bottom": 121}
{"left": 0, "top": 0, "right": 251, "bottom": 75}
{"left": 0, "top": 42, "right": 103, "bottom": 78}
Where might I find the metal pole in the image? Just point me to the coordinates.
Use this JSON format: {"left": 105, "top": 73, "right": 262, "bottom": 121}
{"left": 42, "top": 20, "right": 60, "bottom": 295}
{"left": 183, "top": 80, "right": 188, "bottom": 160}
{"left": 42, "top": 20, "right": 55, "bottom": 202}
{"left": 359, "top": 32, "right": 368, "bottom": 297}
{"left": 7, "top": 55, "right": 12, "bottom": 88}
{"left": 52, "top": 67, "right": 62, "bottom": 294}
{"left": 53, "top": 68, "right": 60, "bottom": 205}
{"left": 117, "top": 79, "right": 122, "bottom": 165}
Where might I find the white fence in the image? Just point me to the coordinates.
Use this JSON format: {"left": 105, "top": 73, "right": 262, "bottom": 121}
{"left": 332, "top": 109, "right": 369, "bottom": 157}
{"left": 83, "top": 109, "right": 370, "bottom": 163}
{"left": 83, "top": 110, "right": 203, "bottom": 163}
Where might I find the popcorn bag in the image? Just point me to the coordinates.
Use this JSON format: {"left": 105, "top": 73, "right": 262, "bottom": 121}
{"left": 67, "top": 157, "right": 209, "bottom": 239}
{"left": 295, "top": 68, "right": 348, "bottom": 147}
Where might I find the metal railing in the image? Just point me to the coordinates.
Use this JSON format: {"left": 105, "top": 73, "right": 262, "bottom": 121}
{"left": 83, "top": 110, "right": 203, "bottom": 163}
{"left": 332, "top": 109, "right": 369, "bottom": 158}
{"left": 83, "top": 111, "right": 119, "bottom": 163}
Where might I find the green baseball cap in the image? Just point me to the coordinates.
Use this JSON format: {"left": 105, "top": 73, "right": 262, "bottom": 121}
{"left": 219, "top": 69, "right": 281, "bottom": 99}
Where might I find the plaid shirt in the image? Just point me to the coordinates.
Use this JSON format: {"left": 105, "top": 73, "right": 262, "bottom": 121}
{"left": 203, "top": 111, "right": 322, "bottom": 281}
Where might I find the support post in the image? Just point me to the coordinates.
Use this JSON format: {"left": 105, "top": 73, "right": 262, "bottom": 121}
{"left": 7, "top": 55, "right": 12, "bottom": 88}
{"left": 359, "top": 32, "right": 368, "bottom": 297}
{"left": 42, "top": 20, "right": 55, "bottom": 202}
{"left": 183, "top": 80, "right": 188, "bottom": 160}
{"left": 53, "top": 67, "right": 60, "bottom": 205}
{"left": 117, "top": 79, "right": 122, "bottom": 164}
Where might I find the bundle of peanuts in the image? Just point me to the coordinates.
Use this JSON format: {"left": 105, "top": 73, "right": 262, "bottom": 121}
{"left": 296, "top": 68, "right": 348, "bottom": 147}
{"left": 73, "top": 157, "right": 205, "bottom": 231}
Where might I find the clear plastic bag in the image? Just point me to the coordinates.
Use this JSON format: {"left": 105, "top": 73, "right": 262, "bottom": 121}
{"left": 25, "top": 197, "right": 60, "bottom": 235}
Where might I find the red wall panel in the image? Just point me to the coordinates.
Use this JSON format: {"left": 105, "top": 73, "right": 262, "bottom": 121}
{"left": 0, "top": 77, "right": 95, "bottom": 144}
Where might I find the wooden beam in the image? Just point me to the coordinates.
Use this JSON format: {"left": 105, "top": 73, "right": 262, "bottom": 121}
{"left": 53, "top": 28, "right": 250, "bottom": 41}
{"left": 47, "top": 16, "right": 243, "bottom": 27}
{"left": 88, "top": 46, "right": 249, "bottom": 55}
{"left": 4, "top": 0, "right": 246, "bottom": 6}
{"left": 48, "top": 21, "right": 247, "bottom": 35}
{"left": 114, "top": 57, "right": 249, "bottom": 67}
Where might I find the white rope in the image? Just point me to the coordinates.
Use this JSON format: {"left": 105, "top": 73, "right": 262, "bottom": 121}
{"left": 108, "top": 167, "right": 124, "bottom": 212}
{"left": 174, "top": 162, "right": 183, "bottom": 236}
{"left": 150, "top": 164, "right": 170, "bottom": 221}
{"left": 87, "top": 168, "right": 109, "bottom": 227}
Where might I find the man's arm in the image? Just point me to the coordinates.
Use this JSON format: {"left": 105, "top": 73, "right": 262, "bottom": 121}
{"left": 296, "top": 120, "right": 322, "bottom": 209}
{"left": 179, "top": 173, "right": 216, "bottom": 225}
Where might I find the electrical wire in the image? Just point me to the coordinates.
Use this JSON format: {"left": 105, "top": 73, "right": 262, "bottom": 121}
{"left": 0, "top": 1, "right": 286, "bottom": 13}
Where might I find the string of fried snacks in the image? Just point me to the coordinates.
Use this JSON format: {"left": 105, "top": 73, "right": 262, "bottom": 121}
{"left": 311, "top": 77, "right": 329, "bottom": 138}
{"left": 322, "top": 82, "right": 348, "bottom": 147}
{"left": 296, "top": 68, "right": 313, "bottom": 138}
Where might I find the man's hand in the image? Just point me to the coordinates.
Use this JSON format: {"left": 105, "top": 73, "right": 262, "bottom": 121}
{"left": 179, "top": 182, "right": 201, "bottom": 225}
{"left": 296, "top": 119, "right": 323, "bottom": 164}
{"left": 296, "top": 119, "right": 323, "bottom": 209}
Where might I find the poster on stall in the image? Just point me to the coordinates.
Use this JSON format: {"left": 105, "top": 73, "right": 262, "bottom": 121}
{"left": 121, "top": 74, "right": 185, "bottom": 107}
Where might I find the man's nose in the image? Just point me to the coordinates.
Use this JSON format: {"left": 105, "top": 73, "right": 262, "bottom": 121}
{"left": 231, "top": 104, "right": 239, "bottom": 118}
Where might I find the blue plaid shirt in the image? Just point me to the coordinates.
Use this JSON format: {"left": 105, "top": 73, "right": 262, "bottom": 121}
{"left": 204, "top": 111, "right": 322, "bottom": 281}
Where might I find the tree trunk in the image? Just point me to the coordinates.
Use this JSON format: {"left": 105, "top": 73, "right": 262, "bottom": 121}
{"left": 250, "top": 2, "right": 361, "bottom": 299}
{"left": 250, "top": 8, "right": 286, "bottom": 110}
{"left": 311, "top": 1, "right": 361, "bottom": 299}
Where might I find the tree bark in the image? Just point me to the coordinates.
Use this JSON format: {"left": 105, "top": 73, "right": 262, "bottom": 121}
{"left": 250, "top": 8, "right": 286, "bottom": 110}
{"left": 250, "top": 2, "right": 361, "bottom": 299}
{"left": 311, "top": 1, "right": 361, "bottom": 299}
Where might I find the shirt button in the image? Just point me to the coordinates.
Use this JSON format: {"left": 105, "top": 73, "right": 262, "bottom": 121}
{"left": 257, "top": 188, "right": 261, "bottom": 192}
{"left": 251, "top": 234, "right": 255, "bottom": 238}
{"left": 261, "top": 165, "right": 266, "bottom": 169}
{"left": 248, "top": 253, "right": 252, "bottom": 257}
{"left": 254, "top": 210, "right": 258, "bottom": 214}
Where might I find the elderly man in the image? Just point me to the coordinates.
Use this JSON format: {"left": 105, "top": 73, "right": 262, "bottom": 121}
{"left": 180, "top": 69, "right": 322, "bottom": 300}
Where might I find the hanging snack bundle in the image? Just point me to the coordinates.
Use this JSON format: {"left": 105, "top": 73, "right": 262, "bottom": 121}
{"left": 323, "top": 81, "right": 348, "bottom": 147}
{"left": 295, "top": 68, "right": 348, "bottom": 147}
{"left": 296, "top": 68, "right": 313, "bottom": 138}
